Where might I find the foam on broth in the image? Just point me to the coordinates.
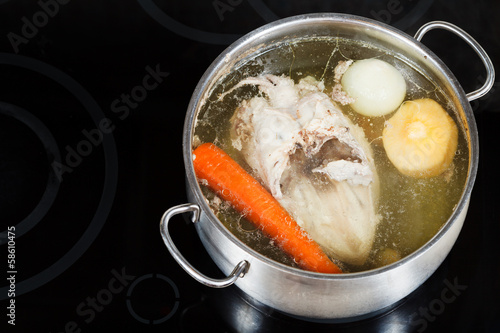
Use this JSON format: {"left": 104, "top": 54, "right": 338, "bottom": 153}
{"left": 193, "top": 37, "right": 469, "bottom": 272}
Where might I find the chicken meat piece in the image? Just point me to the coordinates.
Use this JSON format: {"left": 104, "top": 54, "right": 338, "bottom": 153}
{"left": 228, "top": 74, "right": 380, "bottom": 266}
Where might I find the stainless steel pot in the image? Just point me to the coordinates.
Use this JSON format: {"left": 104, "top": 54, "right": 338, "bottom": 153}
{"left": 160, "top": 13, "right": 494, "bottom": 320}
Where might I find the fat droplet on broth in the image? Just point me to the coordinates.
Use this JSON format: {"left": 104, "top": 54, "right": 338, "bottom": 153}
{"left": 194, "top": 37, "right": 469, "bottom": 272}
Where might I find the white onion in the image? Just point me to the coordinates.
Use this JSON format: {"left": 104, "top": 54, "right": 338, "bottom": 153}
{"left": 341, "top": 59, "right": 406, "bottom": 117}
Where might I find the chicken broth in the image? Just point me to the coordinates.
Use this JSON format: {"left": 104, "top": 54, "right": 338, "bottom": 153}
{"left": 193, "top": 37, "right": 469, "bottom": 272}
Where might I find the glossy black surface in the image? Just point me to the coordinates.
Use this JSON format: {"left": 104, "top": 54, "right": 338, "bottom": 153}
{"left": 1, "top": 1, "right": 499, "bottom": 332}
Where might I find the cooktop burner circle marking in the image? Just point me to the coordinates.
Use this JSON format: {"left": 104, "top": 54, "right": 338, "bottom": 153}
{"left": 137, "top": 0, "right": 241, "bottom": 45}
{"left": 0, "top": 101, "right": 61, "bottom": 245}
{"left": 126, "top": 273, "right": 180, "bottom": 324}
{"left": 138, "top": 0, "right": 434, "bottom": 46}
{"left": 0, "top": 53, "right": 118, "bottom": 299}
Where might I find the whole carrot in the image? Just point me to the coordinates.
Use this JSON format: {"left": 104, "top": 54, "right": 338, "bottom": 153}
{"left": 192, "top": 143, "right": 342, "bottom": 274}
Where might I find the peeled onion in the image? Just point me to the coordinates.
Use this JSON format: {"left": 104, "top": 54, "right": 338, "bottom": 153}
{"left": 341, "top": 59, "right": 406, "bottom": 117}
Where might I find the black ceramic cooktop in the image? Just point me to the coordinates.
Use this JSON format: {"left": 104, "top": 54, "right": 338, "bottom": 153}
{"left": 1, "top": 1, "right": 499, "bottom": 332}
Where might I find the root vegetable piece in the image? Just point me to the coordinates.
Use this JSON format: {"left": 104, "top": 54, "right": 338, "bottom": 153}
{"left": 382, "top": 98, "right": 458, "bottom": 178}
{"left": 192, "top": 143, "right": 342, "bottom": 274}
{"left": 341, "top": 59, "right": 406, "bottom": 117}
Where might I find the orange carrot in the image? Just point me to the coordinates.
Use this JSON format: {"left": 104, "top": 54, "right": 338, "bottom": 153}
{"left": 192, "top": 143, "right": 342, "bottom": 274}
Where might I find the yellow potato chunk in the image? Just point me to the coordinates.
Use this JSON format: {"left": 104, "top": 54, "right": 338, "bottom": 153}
{"left": 382, "top": 98, "right": 458, "bottom": 178}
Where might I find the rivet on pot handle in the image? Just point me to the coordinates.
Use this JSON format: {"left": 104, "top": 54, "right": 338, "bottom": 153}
{"left": 415, "top": 21, "right": 495, "bottom": 102}
{"left": 160, "top": 203, "right": 249, "bottom": 288}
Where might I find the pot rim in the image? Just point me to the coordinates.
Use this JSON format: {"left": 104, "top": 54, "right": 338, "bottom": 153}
{"left": 182, "top": 12, "right": 479, "bottom": 280}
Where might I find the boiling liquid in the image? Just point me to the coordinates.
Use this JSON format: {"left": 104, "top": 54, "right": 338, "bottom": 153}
{"left": 194, "top": 37, "right": 469, "bottom": 272}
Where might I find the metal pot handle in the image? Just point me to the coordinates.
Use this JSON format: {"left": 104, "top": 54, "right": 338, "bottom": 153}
{"left": 414, "top": 21, "right": 495, "bottom": 102}
{"left": 160, "top": 203, "right": 249, "bottom": 288}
